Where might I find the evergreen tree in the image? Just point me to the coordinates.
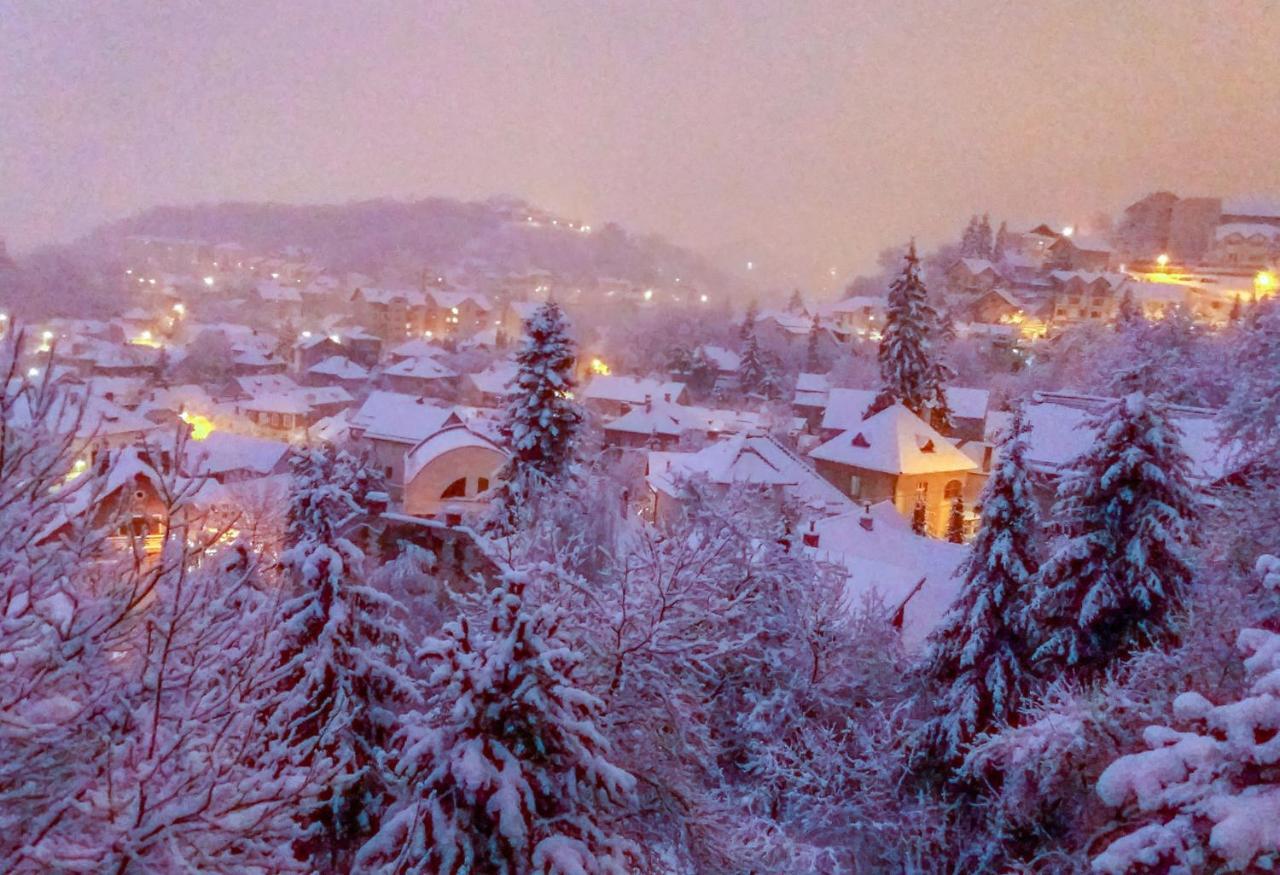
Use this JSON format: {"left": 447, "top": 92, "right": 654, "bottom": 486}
{"left": 1228, "top": 294, "right": 1244, "bottom": 323}
{"left": 959, "top": 216, "right": 981, "bottom": 257}
{"left": 865, "top": 243, "right": 954, "bottom": 432}
{"left": 1027, "top": 393, "right": 1198, "bottom": 679}
{"left": 737, "top": 328, "right": 771, "bottom": 398}
{"left": 977, "top": 214, "right": 994, "bottom": 260}
{"left": 1115, "top": 286, "right": 1140, "bottom": 329}
{"left": 786, "top": 288, "right": 805, "bottom": 314}
{"left": 487, "top": 301, "right": 584, "bottom": 534}
{"left": 805, "top": 314, "right": 825, "bottom": 372}
{"left": 358, "top": 576, "right": 640, "bottom": 874}
{"left": 993, "top": 221, "right": 1009, "bottom": 262}
{"left": 271, "top": 447, "right": 418, "bottom": 872}
{"left": 911, "top": 493, "right": 928, "bottom": 536}
{"left": 914, "top": 407, "right": 1040, "bottom": 766}
{"left": 946, "top": 497, "right": 965, "bottom": 544}
{"left": 739, "top": 297, "right": 759, "bottom": 340}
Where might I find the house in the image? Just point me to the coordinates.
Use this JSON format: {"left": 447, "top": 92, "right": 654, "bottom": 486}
{"left": 293, "top": 333, "right": 345, "bottom": 372}
{"left": 793, "top": 372, "right": 831, "bottom": 429}
{"left": 945, "top": 258, "right": 1004, "bottom": 295}
{"left": 348, "top": 391, "right": 464, "bottom": 496}
{"left": 381, "top": 355, "right": 458, "bottom": 397}
{"left": 237, "top": 385, "right": 353, "bottom": 437}
{"left": 250, "top": 281, "right": 304, "bottom": 323}
{"left": 808, "top": 404, "right": 981, "bottom": 538}
{"left": 1046, "top": 235, "right": 1113, "bottom": 272}
{"left": 602, "top": 396, "right": 764, "bottom": 450}
{"left": 645, "top": 433, "right": 854, "bottom": 526}
{"left": 1007, "top": 224, "right": 1062, "bottom": 266}
{"left": 463, "top": 360, "right": 518, "bottom": 406}
{"left": 386, "top": 338, "right": 446, "bottom": 363}
{"left": 803, "top": 504, "right": 968, "bottom": 651}
{"left": 304, "top": 356, "right": 370, "bottom": 389}
{"left": 967, "top": 287, "right": 1025, "bottom": 325}
{"left": 350, "top": 287, "right": 428, "bottom": 340}
{"left": 827, "top": 296, "right": 886, "bottom": 339}
{"left": 1048, "top": 271, "right": 1127, "bottom": 329}
{"left": 424, "top": 289, "right": 494, "bottom": 338}
{"left": 402, "top": 425, "right": 508, "bottom": 521}
{"left": 336, "top": 328, "right": 382, "bottom": 369}
{"left": 182, "top": 431, "right": 291, "bottom": 483}
{"left": 41, "top": 445, "right": 172, "bottom": 555}
{"left": 1207, "top": 222, "right": 1280, "bottom": 268}
{"left": 580, "top": 375, "right": 688, "bottom": 417}
{"left": 820, "top": 386, "right": 989, "bottom": 444}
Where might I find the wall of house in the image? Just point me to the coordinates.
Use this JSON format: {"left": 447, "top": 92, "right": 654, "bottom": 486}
{"left": 402, "top": 445, "right": 506, "bottom": 518}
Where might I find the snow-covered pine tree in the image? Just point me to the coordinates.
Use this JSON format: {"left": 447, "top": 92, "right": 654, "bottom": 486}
{"left": 959, "top": 216, "right": 981, "bottom": 257}
{"left": 977, "top": 214, "right": 994, "bottom": 260}
{"left": 805, "top": 314, "right": 825, "bottom": 373}
{"left": 913, "top": 407, "right": 1040, "bottom": 767}
{"left": 487, "top": 300, "right": 584, "bottom": 534}
{"left": 1115, "top": 286, "right": 1140, "bottom": 330}
{"left": 993, "top": 221, "right": 1009, "bottom": 263}
{"left": 946, "top": 498, "right": 965, "bottom": 544}
{"left": 358, "top": 575, "right": 641, "bottom": 874}
{"left": 1220, "top": 297, "right": 1280, "bottom": 468}
{"left": 737, "top": 328, "right": 773, "bottom": 398}
{"left": 1093, "top": 562, "right": 1280, "bottom": 873}
{"left": 786, "top": 288, "right": 805, "bottom": 314}
{"left": 1027, "top": 392, "right": 1198, "bottom": 679}
{"left": 271, "top": 447, "right": 418, "bottom": 872}
{"left": 740, "top": 297, "right": 759, "bottom": 340}
{"left": 912, "top": 492, "right": 928, "bottom": 536}
{"left": 865, "top": 243, "right": 954, "bottom": 432}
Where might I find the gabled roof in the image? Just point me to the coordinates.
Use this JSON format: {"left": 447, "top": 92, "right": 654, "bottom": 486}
{"left": 605, "top": 397, "right": 762, "bottom": 438}
{"left": 387, "top": 338, "right": 446, "bottom": 360}
{"left": 468, "top": 361, "right": 518, "bottom": 396}
{"left": 184, "top": 432, "right": 290, "bottom": 478}
{"left": 350, "top": 391, "right": 461, "bottom": 444}
{"left": 698, "top": 345, "right": 741, "bottom": 373}
{"left": 822, "top": 387, "right": 989, "bottom": 431}
{"left": 383, "top": 356, "right": 456, "bottom": 381}
{"left": 352, "top": 286, "right": 427, "bottom": 307}
{"left": 956, "top": 257, "right": 1002, "bottom": 277}
{"left": 809, "top": 404, "right": 977, "bottom": 475}
{"left": 581, "top": 375, "right": 687, "bottom": 406}
{"left": 307, "top": 356, "right": 369, "bottom": 381}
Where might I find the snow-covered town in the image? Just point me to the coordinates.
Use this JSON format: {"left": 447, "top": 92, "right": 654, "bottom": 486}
{"left": 4, "top": 5, "right": 1280, "bottom": 874}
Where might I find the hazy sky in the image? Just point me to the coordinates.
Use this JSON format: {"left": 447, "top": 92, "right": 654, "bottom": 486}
{"left": 3, "top": 1, "right": 1279, "bottom": 286}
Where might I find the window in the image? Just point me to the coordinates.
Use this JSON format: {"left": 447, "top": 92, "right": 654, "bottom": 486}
{"left": 384, "top": 465, "right": 393, "bottom": 479}
{"left": 441, "top": 477, "right": 468, "bottom": 499}
{"left": 477, "top": 477, "right": 490, "bottom": 492}
{"left": 944, "top": 479, "right": 962, "bottom": 500}
{"left": 848, "top": 475, "right": 863, "bottom": 498}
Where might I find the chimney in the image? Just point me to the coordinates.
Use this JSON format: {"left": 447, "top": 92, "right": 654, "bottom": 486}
{"left": 663, "top": 392, "right": 671, "bottom": 402}
{"left": 859, "top": 503, "right": 874, "bottom": 531}
{"left": 644, "top": 394, "right": 652, "bottom": 413}
{"left": 802, "top": 520, "right": 820, "bottom": 549}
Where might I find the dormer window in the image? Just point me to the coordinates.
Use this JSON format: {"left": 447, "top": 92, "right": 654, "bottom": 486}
{"left": 919, "top": 439, "right": 935, "bottom": 453}
{"left": 851, "top": 432, "right": 870, "bottom": 448}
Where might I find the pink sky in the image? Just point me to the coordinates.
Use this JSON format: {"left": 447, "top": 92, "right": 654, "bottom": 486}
{"left": 3, "top": 1, "right": 1279, "bottom": 286}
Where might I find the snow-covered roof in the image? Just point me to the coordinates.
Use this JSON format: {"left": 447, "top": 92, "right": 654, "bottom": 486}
{"left": 383, "top": 355, "right": 456, "bottom": 381}
{"left": 184, "top": 431, "right": 290, "bottom": 478}
{"left": 581, "top": 375, "right": 687, "bottom": 406}
{"left": 821, "top": 387, "right": 987, "bottom": 432}
{"left": 387, "top": 338, "right": 446, "bottom": 360}
{"left": 1221, "top": 195, "right": 1280, "bottom": 220}
{"left": 307, "top": 356, "right": 369, "bottom": 381}
{"left": 468, "top": 361, "right": 518, "bottom": 396}
{"left": 1017, "top": 392, "right": 1234, "bottom": 483}
{"left": 353, "top": 286, "right": 427, "bottom": 307}
{"left": 810, "top": 404, "right": 978, "bottom": 475}
{"left": 957, "top": 258, "right": 1001, "bottom": 276}
{"left": 235, "top": 374, "right": 299, "bottom": 397}
{"left": 648, "top": 433, "right": 854, "bottom": 514}
{"left": 605, "top": 397, "right": 762, "bottom": 438}
{"left": 254, "top": 281, "right": 302, "bottom": 303}
{"left": 699, "top": 345, "right": 741, "bottom": 373}
{"left": 1050, "top": 270, "right": 1126, "bottom": 288}
{"left": 1215, "top": 222, "right": 1280, "bottom": 240}
{"left": 828, "top": 295, "right": 887, "bottom": 314}
{"left": 404, "top": 425, "right": 505, "bottom": 482}
{"left": 428, "top": 288, "right": 492, "bottom": 311}
{"left": 350, "top": 391, "right": 461, "bottom": 444}
{"left": 807, "top": 505, "right": 968, "bottom": 651}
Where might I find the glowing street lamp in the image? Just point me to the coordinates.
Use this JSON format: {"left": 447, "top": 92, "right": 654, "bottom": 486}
{"left": 202, "top": 276, "right": 215, "bottom": 287}
{"left": 1156, "top": 253, "right": 1170, "bottom": 268}
{"left": 1256, "top": 270, "right": 1277, "bottom": 297}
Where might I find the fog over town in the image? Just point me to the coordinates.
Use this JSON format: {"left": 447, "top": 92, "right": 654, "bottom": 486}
{"left": 2, "top": 3, "right": 1280, "bottom": 873}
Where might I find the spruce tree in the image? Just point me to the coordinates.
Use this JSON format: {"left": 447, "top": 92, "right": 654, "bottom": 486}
{"left": 1027, "top": 392, "right": 1198, "bottom": 678}
{"left": 357, "top": 576, "right": 640, "bottom": 874}
{"left": 1229, "top": 294, "right": 1243, "bottom": 323}
{"left": 738, "top": 328, "right": 773, "bottom": 398}
{"left": 946, "top": 497, "right": 965, "bottom": 544}
{"left": 786, "top": 288, "right": 805, "bottom": 313}
{"left": 804, "top": 314, "right": 825, "bottom": 372}
{"left": 914, "top": 407, "right": 1040, "bottom": 766}
{"left": 865, "top": 243, "right": 954, "bottom": 432}
{"left": 739, "top": 297, "right": 759, "bottom": 340}
{"left": 272, "top": 448, "right": 418, "bottom": 872}
{"left": 1116, "top": 286, "right": 1140, "bottom": 329}
{"left": 959, "top": 216, "right": 981, "bottom": 257}
{"left": 487, "top": 301, "right": 584, "bottom": 534}
{"left": 977, "top": 213, "right": 994, "bottom": 260}
{"left": 911, "top": 493, "right": 928, "bottom": 536}
{"left": 993, "top": 221, "right": 1009, "bottom": 262}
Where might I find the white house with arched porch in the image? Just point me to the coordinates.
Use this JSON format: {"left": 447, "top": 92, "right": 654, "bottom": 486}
{"left": 402, "top": 425, "right": 507, "bottom": 522}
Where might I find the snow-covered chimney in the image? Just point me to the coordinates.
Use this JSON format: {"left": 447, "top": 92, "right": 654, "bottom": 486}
{"left": 644, "top": 394, "right": 652, "bottom": 412}
{"left": 859, "top": 504, "right": 874, "bottom": 532}
{"left": 663, "top": 392, "right": 671, "bottom": 402}
{"left": 802, "top": 520, "right": 819, "bottom": 548}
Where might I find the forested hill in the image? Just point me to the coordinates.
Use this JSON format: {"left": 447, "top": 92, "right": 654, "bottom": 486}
{"left": 87, "top": 196, "right": 737, "bottom": 289}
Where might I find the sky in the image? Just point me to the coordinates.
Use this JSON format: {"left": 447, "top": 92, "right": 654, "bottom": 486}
{"left": 3, "top": 0, "right": 1280, "bottom": 287}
